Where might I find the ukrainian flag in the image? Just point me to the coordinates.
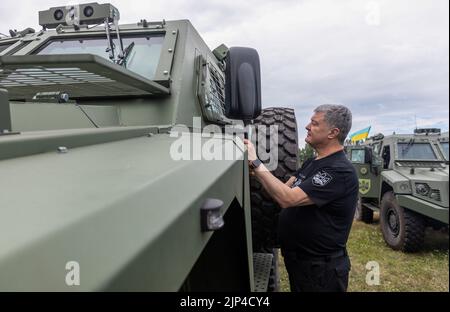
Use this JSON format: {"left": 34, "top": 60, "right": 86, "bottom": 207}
{"left": 350, "top": 126, "right": 371, "bottom": 142}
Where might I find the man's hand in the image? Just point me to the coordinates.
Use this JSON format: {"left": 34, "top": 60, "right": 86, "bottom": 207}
{"left": 243, "top": 139, "right": 257, "bottom": 162}
{"left": 285, "top": 176, "right": 296, "bottom": 187}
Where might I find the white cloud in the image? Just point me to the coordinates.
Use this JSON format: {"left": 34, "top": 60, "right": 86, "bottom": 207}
{"left": 1, "top": 0, "right": 448, "bottom": 147}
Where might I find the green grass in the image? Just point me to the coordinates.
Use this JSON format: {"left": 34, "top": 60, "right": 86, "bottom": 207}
{"left": 278, "top": 213, "right": 449, "bottom": 292}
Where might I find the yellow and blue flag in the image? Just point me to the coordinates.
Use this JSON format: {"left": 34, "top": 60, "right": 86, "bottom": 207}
{"left": 350, "top": 126, "right": 371, "bottom": 142}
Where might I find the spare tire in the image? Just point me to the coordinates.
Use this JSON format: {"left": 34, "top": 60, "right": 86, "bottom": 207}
{"left": 250, "top": 107, "right": 299, "bottom": 251}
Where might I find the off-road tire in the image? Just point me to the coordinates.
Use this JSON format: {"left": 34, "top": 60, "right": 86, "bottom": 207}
{"left": 354, "top": 196, "right": 374, "bottom": 223}
{"left": 250, "top": 107, "right": 298, "bottom": 251}
{"left": 380, "top": 191, "right": 425, "bottom": 252}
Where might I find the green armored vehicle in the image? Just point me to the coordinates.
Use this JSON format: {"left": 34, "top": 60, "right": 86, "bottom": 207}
{"left": 347, "top": 129, "right": 449, "bottom": 252}
{"left": 0, "top": 3, "right": 299, "bottom": 291}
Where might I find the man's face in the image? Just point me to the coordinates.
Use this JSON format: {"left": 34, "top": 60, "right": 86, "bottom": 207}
{"left": 305, "top": 112, "right": 338, "bottom": 147}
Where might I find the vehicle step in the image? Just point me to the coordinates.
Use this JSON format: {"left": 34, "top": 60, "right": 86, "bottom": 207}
{"left": 253, "top": 252, "right": 273, "bottom": 292}
{"left": 363, "top": 202, "right": 379, "bottom": 211}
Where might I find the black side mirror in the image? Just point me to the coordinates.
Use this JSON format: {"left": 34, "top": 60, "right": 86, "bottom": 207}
{"left": 224, "top": 47, "right": 261, "bottom": 121}
{"left": 364, "top": 146, "right": 373, "bottom": 164}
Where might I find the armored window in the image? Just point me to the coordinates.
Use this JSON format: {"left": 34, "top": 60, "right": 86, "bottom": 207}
{"left": 206, "top": 63, "right": 226, "bottom": 116}
{"left": 440, "top": 142, "right": 449, "bottom": 160}
{"left": 350, "top": 149, "right": 365, "bottom": 163}
{"left": 35, "top": 35, "right": 164, "bottom": 79}
{"left": 397, "top": 143, "right": 437, "bottom": 160}
{"left": 382, "top": 145, "right": 390, "bottom": 169}
{"left": 196, "top": 55, "right": 227, "bottom": 123}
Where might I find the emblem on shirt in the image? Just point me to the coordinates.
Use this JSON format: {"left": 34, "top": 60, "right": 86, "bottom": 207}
{"left": 312, "top": 170, "right": 333, "bottom": 187}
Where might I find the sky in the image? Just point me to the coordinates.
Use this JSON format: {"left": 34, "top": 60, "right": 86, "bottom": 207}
{"left": 0, "top": 0, "right": 448, "bottom": 147}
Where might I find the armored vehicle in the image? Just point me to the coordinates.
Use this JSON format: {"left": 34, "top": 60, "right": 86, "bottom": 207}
{"left": 0, "top": 3, "right": 299, "bottom": 291}
{"left": 347, "top": 129, "right": 449, "bottom": 252}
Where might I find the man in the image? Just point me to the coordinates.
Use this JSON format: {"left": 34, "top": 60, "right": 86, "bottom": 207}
{"left": 244, "top": 104, "right": 358, "bottom": 292}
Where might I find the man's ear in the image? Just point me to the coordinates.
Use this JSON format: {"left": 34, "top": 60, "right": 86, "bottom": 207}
{"left": 328, "top": 128, "right": 340, "bottom": 140}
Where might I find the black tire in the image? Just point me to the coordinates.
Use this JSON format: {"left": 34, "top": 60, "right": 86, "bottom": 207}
{"left": 354, "top": 196, "right": 374, "bottom": 223}
{"left": 380, "top": 191, "right": 425, "bottom": 252}
{"left": 250, "top": 107, "right": 298, "bottom": 251}
{"left": 427, "top": 218, "right": 448, "bottom": 231}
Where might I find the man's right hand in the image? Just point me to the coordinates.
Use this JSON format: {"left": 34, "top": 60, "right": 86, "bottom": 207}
{"left": 243, "top": 139, "right": 257, "bottom": 162}
{"left": 285, "top": 176, "right": 296, "bottom": 187}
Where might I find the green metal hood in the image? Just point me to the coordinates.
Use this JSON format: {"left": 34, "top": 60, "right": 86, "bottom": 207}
{"left": 396, "top": 166, "right": 449, "bottom": 208}
{"left": 396, "top": 166, "right": 449, "bottom": 183}
{"left": 0, "top": 133, "right": 245, "bottom": 291}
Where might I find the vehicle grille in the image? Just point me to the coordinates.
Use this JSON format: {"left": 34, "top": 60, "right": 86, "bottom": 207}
{"left": 206, "top": 64, "right": 225, "bottom": 115}
{"left": 431, "top": 189, "right": 441, "bottom": 202}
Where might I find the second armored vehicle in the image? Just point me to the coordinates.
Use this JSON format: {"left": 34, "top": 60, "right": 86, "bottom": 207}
{"left": 347, "top": 129, "right": 449, "bottom": 252}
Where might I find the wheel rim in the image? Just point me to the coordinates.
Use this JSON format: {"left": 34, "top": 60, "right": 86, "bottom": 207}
{"left": 387, "top": 208, "right": 400, "bottom": 237}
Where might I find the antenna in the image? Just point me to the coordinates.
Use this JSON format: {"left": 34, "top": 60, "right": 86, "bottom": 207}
{"left": 414, "top": 114, "right": 417, "bottom": 130}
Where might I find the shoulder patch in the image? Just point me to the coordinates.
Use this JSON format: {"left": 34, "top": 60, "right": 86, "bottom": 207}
{"left": 312, "top": 170, "right": 333, "bottom": 187}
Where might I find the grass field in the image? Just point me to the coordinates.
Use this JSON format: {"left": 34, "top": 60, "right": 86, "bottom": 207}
{"left": 278, "top": 213, "right": 449, "bottom": 292}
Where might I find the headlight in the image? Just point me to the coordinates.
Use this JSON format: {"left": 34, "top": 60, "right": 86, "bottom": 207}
{"left": 200, "top": 198, "right": 224, "bottom": 232}
{"left": 53, "top": 9, "right": 64, "bottom": 20}
{"left": 415, "top": 183, "right": 430, "bottom": 196}
{"left": 399, "top": 182, "right": 410, "bottom": 192}
{"left": 83, "top": 6, "right": 94, "bottom": 17}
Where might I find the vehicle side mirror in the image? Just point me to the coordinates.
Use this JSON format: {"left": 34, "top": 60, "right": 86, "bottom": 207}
{"left": 364, "top": 146, "right": 373, "bottom": 164}
{"left": 224, "top": 47, "right": 261, "bottom": 121}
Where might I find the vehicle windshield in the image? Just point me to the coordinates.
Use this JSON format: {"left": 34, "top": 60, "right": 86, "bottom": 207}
{"left": 35, "top": 35, "right": 164, "bottom": 79}
{"left": 441, "top": 142, "right": 449, "bottom": 160}
{"left": 397, "top": 142, "right": 437, "bottom": 160}
{"left": 351, "top": 149, "right": 365, "bottom": 163}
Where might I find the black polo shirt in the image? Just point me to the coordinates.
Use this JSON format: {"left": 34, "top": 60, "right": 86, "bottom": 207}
{"left": 278, "top": 150, "right": 358, "bottom": 256}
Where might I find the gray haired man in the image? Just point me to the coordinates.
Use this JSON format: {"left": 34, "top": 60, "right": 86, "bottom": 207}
{"left": 244, "top": 104, "right": 358, "bottom": 292}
